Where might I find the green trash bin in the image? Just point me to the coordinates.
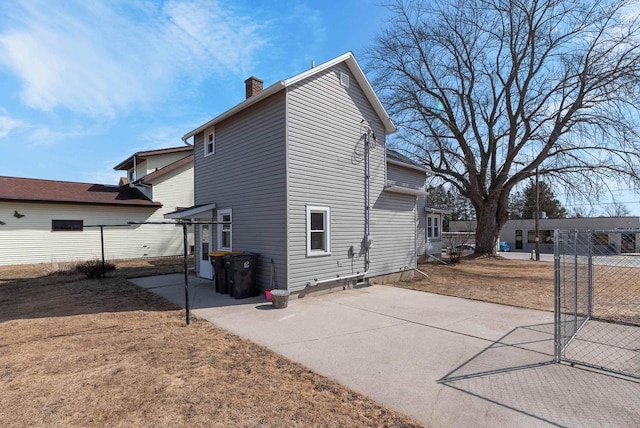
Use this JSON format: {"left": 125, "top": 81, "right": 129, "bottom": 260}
{"left": 224, "top": 253, "right": 259, "bottom": 299}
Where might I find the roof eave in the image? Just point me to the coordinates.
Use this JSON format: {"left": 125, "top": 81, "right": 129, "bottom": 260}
{"left": 387, "top": 158, "right": 430, "bottom": 173}
{"left": 182, "top": 52, "right": 397, "bottom": 140}
{"left": 182, "top": 82, "right": 287, "bottom": 141}
{"left": 164, "top": 203, "right": 217, "bottom": 219}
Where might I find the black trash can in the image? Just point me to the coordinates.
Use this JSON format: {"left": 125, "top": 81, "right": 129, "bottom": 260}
{"left": 209, "top": 252, "right": 229, "bottom": 294}
{"left": 224, "top": 253, "right": 259, "bottom": 299}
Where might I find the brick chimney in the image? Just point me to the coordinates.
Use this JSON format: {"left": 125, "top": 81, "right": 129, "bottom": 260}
{"left": 244, "top": 76, "right": 263, "bottom": 99}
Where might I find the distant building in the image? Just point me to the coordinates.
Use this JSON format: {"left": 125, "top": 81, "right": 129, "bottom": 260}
{"left": 449, "top": 217, "right": 640, "bottom": 253}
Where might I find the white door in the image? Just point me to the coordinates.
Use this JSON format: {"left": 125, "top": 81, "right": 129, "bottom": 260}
{"left": 199, "top": 224, "right": 213, "bottom": 279}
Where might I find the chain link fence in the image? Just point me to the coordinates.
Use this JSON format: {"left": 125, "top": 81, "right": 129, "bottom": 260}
{"left": 554, "top": 229, "right": 640, "bottom": 379}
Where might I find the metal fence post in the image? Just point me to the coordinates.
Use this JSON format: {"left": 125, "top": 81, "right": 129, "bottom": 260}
{"left": 587, "top": 231, "right": 593, "bottom": 319}
{"left": 554, "top": 229, "right": 561, "bottom": 363}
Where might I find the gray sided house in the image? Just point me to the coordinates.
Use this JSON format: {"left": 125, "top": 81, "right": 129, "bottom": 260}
{"left": 167, "top": 52, "right": 430, "bottom": 293}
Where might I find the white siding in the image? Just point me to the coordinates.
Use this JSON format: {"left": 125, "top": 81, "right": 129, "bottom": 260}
{"left": 287, "top": 63, "right": 413, "bottom": 291}
{"left": 145, "top": 152, "right": 191, "bottom": 176}
{"left": 0, "top": 202, "right": 167, "bottom": 266}
{"left": 0, "top": 161, "right": 194, "bottom": 266}
{"left": 193, "top": 91, "right": 288, "bottom": 289}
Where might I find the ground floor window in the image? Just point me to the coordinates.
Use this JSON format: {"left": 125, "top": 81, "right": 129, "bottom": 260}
{"left": 217, "top": 209, "right": 232, "bottom": 251}
{"left": 306, "top": 205, "right": 331, "bottom": 256}
{"left": 528, "top": 229, "right": 553, "bottom": 244}
{"left": 52, "top": 220, "right": 83, "bottom": 231}
{"left": 592, "top": 233, "right": 608, "bottom": 247}
{"left": 427, "top": 215, "right": 440, "bottom": 239}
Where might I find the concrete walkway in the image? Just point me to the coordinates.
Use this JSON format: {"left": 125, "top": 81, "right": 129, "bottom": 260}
{"left": 132, "top": 275, "right": 640, "bottom": 428}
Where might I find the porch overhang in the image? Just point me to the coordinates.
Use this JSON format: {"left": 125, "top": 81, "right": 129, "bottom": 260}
{"left": 164, "top": 203, "right": 216, "bottom": 219}
{"left": 425, "top": 207, "right": 452, "bottom": 215}
{"left": 383, "top": 185, "right": 429, "bottom": 196}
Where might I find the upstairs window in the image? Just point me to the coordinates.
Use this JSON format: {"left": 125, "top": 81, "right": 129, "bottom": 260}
{"left": 306, "top": 205, "right": 331, "bottom": 256}
{"left": 205, "top": 129, "right": 215, "bottom": 156}
{"left": 52, "top": 220, "right": 83, "bottom": 232}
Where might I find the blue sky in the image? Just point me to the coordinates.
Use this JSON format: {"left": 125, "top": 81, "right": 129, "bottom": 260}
{"left": 0, "top": 0, "right": 638, "bottom": 215}
{"left": 0, "top": 0, "right": 389, "bottom": 183}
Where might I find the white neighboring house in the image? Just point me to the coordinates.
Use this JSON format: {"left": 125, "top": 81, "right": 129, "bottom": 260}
{"left": 0, "top": 146, "right": 194, "bottom": 266}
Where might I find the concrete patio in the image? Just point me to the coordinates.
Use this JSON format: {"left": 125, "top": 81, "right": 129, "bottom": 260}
{"left": 131, "top": 274, "right": 640, "bottom": 427}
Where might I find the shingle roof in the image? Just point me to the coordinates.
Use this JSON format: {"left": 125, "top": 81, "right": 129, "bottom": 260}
{"left": 138, "top": 154, "right": 193, "bottom": 185}
{"left": 0, "top": 176, "right": 162, "bottom": 207}
{"left": 114, "top": 145, "right": 193, "bottom": 171}
{"left": 386, "top": 149, "right": 429, "bottom": 172}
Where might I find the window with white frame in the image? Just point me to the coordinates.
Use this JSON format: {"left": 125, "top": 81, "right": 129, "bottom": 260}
{"left": 217, "top": 209, "right": 232, "bottom": 251}
{"left": 205, "top": 129, "right": 215, "bottom": 156}
{"left": 306, "top": 205, "right": 331, "bottom": 256}
{"left": 427, "top": 215, "right": 440, "bottom": 239}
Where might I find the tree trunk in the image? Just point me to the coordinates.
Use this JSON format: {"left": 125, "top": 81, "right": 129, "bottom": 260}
{"left": 474, "top": 199, "right": 507, "bottom": 255}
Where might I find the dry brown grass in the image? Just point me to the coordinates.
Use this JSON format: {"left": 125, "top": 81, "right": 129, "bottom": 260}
{"left": 400, "top": 256, "right": 639, "bottom": 325}
{"left": 0, "top": 258, "right": 421, "bottom": 427}
{"left": 401, "top": 257, "right": 556, "bottom": 312}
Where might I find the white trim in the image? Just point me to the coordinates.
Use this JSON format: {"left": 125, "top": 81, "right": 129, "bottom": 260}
{"left": 340, "top": 71, "right": 349, "bottom": 88}
{"left": 217, "top": 208, "right": 232, "bottom": 251}
{"left": 205, "top": 128, "right": 215, "bottom": 157}
{"left": 182, "top": 52, "right": 396, "bottom": 141}
{"left": 163, "top": 203, "right": 216, "bottom": 219}
{"left": 425, "top": 207, "right": 452, "bottom": 215}
{"left": 306, "top": 205, "right": 331, "bottom": 256}
{"left": 387, "top": 158, "right": 430, "bottom": 173}
{"left": 427, "top": 214, "right": 441, "bottom": 240}
{"left": 383, "top": 185, "right": 429, "bottom": 196}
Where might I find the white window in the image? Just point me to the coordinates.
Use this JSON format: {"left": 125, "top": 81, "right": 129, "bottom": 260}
{"left": 427, "top": 215, "right": 440, "bottom": 239}
{"left": 306, "top": 205, "right": 331, "bottom": 256}
{"left": 205, "top": 129, "right": 215, "bottom": 156}
{"left": 217, "top": 209, "right": 232, "bottom": 251}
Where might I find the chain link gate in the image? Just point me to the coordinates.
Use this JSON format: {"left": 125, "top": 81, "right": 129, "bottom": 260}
{"left": 554, "top": 229, "right": 640, "bottom": 379}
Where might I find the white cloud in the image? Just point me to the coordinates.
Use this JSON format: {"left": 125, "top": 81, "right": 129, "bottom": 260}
{"left": 0, "top": 111, "right": 23, "bottom": 137}
{"left": 28, "top": 123, "right": 103, "bottom": 146}
{"left": 0, "top": 0, "right": 268, "bottom": 117}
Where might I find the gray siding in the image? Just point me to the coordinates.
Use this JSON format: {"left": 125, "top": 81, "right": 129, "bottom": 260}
{"left": 194, "top": 91, "right": 288, "bottom": 289}
{"left": 370, "top": 191, "right": 417, "bottom": 275}
{"left": 287, "top": 62, "right": 405, "bottom": 291}
{"left": 416, "top": 196, "right": 427, "bottom": 256}
{"left": 387, "top": 163, "right": 425, "bottom": 190}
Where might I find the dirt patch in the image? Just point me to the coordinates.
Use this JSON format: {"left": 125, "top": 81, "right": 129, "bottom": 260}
{"left": 0, "top": 259, "right": 421, "bottom": 427}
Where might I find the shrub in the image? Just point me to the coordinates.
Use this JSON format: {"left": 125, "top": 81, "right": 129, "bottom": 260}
{"left": 76, "top": 259, "right": 116, "bottom": 279}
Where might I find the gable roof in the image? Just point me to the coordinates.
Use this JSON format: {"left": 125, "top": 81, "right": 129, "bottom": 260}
{"left": 137, "top": 154, "right": 194, "bottom": 185}
{"left": 182, "top": 52, "right": 396, "bottom": 141}
{"left": 114, "top": 145, "right": 193, "bottom": 171}
{"left": 0, "top": 176, "right": 161, "bottom": 207}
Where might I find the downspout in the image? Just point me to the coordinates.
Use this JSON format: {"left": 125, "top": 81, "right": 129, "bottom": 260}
{"left": 308, "top": 270, "right": 370, "bottom": 287}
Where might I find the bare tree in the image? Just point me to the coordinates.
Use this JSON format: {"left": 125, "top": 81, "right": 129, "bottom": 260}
{"left": 368, "top": 0, "right": 640, "bottom": 254}
{"left": 601, "top": 202, "right": 632, "bottom": 217}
